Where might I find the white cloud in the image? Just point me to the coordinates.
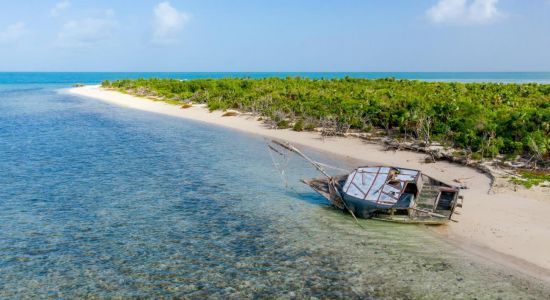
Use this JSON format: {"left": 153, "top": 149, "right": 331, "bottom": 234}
{"left": 152, "top": 1, "right": 190, "bottom": 45}
{"left": 51, "top": 0, "right": 70, "bottom": 17}
{"left": 0, "top": 22, "right": 27, "bottom": 43}
{"left": 427, "top": 0, "right": 503, "bottom": 25}
{"left": 57, "top": 15, "right": 117, "bottom": 47}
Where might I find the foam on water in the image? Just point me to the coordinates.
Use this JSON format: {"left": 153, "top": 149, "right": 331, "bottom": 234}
{"left": 1, "top": 83, "right": 550, "bottom": 298}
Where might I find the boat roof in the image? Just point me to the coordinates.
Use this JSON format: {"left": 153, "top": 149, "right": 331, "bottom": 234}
{"left": 342, "top": 166, "right": 420, "bottom": 205}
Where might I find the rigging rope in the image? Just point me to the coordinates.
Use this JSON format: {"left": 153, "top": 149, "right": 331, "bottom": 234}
{"left": 267, "top": 142, "right": 290, "bottom": 187}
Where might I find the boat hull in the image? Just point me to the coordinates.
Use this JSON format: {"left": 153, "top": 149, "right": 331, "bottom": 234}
{"left": 342, "top": 193, "right": 394, "bottom": 218}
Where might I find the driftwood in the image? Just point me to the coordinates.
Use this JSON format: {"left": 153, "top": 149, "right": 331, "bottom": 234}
{"left": 222, "top": 110, "right": 239, "bottom": 117}
{"left": 381, "top": 138, "right": 496, "bottom": 193}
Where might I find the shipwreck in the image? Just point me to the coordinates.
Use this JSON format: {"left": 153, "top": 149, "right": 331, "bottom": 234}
{"left": 268, "top": 140, "right": 463, "bottom": 225}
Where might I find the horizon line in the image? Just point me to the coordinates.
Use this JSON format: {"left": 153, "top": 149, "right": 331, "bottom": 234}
{"left": 2, "top": 71, "right": 550, "bottom": 74}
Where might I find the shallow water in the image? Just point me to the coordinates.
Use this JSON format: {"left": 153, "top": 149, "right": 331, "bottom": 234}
{"left": 1, "top": 83, "right": 550, "bottom": 299}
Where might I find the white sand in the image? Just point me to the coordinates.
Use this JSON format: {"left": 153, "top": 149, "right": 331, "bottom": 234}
{"left": 69, "top": 85, "right": 550, "bottom": 281}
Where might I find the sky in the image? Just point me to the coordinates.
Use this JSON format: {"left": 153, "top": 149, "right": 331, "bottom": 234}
{"left": 0, "top": 0, "right": 549, "bottom": 72}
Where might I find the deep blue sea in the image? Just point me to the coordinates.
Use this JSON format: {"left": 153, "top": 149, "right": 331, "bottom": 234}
{"left": 1, "top": 73, "right": 550, "bottom": 298}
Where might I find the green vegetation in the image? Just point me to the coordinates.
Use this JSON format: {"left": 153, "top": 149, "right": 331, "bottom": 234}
{"left": 510, "top": 171, "right": 550, "bottom": 188}
{"left": 293, "top": 119, "right": 305, "bottom": 132}
{"left": 276, "top": 119, "right": 290, "bottom": 129}
{"left": 102, "top": 77, "right": 550, "bottom": 164}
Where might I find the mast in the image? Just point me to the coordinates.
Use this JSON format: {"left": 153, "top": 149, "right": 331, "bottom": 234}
{"left": 270, "top": 140, "right": 330, "bottom": 178}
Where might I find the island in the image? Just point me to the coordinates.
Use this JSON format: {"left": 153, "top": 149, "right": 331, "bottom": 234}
{"left": 69, "top": 77, "right": 550, "bottom": 282}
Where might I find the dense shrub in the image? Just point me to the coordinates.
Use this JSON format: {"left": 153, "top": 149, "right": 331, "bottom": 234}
{"left": 293, "top": 119, "right": 305, "bottom": 131}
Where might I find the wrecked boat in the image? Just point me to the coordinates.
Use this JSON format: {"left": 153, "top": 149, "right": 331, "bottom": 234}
{"left": 268, "top": 140, "right": 463, "bottom": 225}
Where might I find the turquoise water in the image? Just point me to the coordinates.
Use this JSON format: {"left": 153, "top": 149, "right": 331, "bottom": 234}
{"left": 2, "top": 72, "right": 550, "bottom": 84}
{"left": 1, "top": 74, "right": 550, "bottom": 298}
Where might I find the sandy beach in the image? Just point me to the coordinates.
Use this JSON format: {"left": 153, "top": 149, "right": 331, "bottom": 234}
{"left": 69, "top": 85, "right": 550, "bottom": 282}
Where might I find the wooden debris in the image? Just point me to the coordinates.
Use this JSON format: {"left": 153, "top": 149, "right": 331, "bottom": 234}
{"left": 222, "top": 110, "right": 239, "bottom": 117}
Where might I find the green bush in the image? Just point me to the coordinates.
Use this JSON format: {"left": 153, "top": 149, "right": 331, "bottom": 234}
{"left": 277, "top": 120, "right": 290, "bottom": 129}
{"left": 293, "top": 119, "right": 305, "bottom": 131}
{"left": 470, "top": 152, "right": 482, "bottom": 160}
{"left": 304, "top": 123, "right": 317, "bottom": 131}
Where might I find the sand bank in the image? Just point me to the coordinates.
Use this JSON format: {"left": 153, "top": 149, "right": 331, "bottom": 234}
{"left": 68, "top": 85, "right": 550, "bottom": 281}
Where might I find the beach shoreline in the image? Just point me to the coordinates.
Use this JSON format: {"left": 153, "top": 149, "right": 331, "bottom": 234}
{"left": 68, "top": 85, "right": 550, "bottom": 283}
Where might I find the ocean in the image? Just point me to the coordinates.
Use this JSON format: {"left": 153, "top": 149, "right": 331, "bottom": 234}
{"left": 1, "top": 73, "right": 549, "bottom": 298}
{"left": 2, "top": 71, "right": 550, "bottom": 85}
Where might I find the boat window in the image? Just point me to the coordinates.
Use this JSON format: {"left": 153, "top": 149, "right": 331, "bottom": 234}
{"left": 403, "top": 183, "right": 418, "bottom": 197}
{"left": 436, "top": 191, "right": 456, "bottom": 210}
{"left": 416, "top": 186, "right": 439, "bottom": 210}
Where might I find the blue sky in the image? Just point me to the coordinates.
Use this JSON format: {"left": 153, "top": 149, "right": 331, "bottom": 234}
{"left": 0, "top": 0, "right": 549, "bottom": 71}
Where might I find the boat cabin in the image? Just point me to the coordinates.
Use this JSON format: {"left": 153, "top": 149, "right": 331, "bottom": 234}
{"left": 340, "top": 166, "right": 460, "bottom": 222}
